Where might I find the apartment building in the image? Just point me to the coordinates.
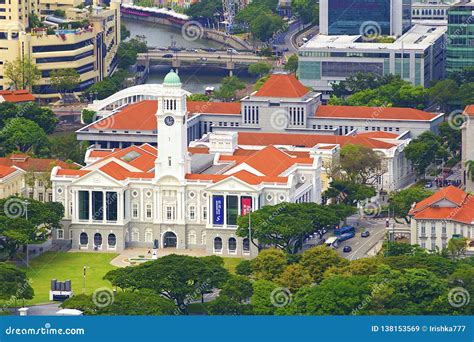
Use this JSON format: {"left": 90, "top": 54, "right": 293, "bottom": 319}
{"left": 0, "top": 0, "right": 120, "bottom": 99}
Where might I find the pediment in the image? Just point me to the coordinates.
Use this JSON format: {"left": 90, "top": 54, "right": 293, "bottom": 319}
{"left": 205, "top": 176, "right": 257, "bottom": 192}
{"left": 71, "top": 170, "right": 124, "bottom": 187}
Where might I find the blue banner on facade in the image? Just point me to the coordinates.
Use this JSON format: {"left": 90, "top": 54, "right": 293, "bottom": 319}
{"left": 0, "top": 316, "right": 472, "bottom": 342}
{"left": 212, "top": 195, "right": 224, "bottom": 225}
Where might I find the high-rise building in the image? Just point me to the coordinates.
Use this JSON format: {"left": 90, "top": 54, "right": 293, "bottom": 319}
{"left": 0, "top": 0, "right": 120, "bottom": 100}
{"left": 320, "top": 0, "right": 412, "bottom": 37}
{"left": 446, "top": 1, "right": 474, "bottom": 74}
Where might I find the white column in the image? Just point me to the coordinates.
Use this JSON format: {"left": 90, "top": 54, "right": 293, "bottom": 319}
{"left": 88, "top": 190, "right": 92, "bottom": 223}
{"left": 102, "top": 191, "right": 107, "bottom": 223}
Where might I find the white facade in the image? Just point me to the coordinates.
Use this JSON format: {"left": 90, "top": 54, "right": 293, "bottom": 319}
{"left": 51, "top": 72, "right": 323, "bottom": 256}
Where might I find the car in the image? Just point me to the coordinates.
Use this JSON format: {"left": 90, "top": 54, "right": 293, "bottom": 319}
{"left": 361, "top": 231, "right": 370, "bottom": 238}
{"left": 162, "top": 54, "right": 173, "bottom": 58}
{"left": 343, "top": 246, "right": 352, "bottom": 253}
{"left": 200, "top": 57, "right": 207, "bottom": 61}
{"left": 425, "top": 182, "right": 433, "bottom": 188}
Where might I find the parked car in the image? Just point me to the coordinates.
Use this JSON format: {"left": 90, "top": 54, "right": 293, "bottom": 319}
{"left": 162, "top": 54, "right": 173, "bottom": 58}
{"left": 361, "top": 231, "right": 370, "bottom": 238}
{"left": 343, "top": 246, "right": 352, "bottom": 253}
{"left": 425, "top": 181, "right": 433, "bottom": 188}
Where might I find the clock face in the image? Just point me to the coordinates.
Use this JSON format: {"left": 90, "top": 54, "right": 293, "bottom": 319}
{"left": 164, "top": 116, "right": 175, "bottom": 126}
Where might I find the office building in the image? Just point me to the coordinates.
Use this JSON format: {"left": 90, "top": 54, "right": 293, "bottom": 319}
{"left": 298, "top": 25, "right": 446, "bottom": 100}
{"left": 319, "top": 0, "right": 412, "bottom": 37}
{"left": 446, "top": 1, "right": 474, "bottom": 74}
{"left": 0, "top": 0, "right": 120, "bottom": 99}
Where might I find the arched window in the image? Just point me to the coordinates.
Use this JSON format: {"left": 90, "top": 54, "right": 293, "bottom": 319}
{"left": 214, "top": 237, "right": 222, "bottom": 253}
{"left": 94, "top": 233, "right": 103, "bottom": 247}
{"left": 228, "top": 237, "right": 237, "bottom": 253}
{"left": 145, "top": 228, "right": 153, "bottom": 243}
{"left": 80, "top": 232, "right": 88, "bottom": 246}
{"left": 188, "top": 230, "right": 196, "bottom": 244}
{"left": 108, "top": 233, "right": 116, "bottom": 248}
{"left": 131, "top": 228, "right": 139, "bottom": 242}
{"left": 243, "top": 238, "right": 250, "bottom": 254}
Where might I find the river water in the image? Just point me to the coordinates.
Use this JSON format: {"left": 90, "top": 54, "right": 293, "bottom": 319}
{"left": 123, "top": 18, "right": 256, "bottom": 94}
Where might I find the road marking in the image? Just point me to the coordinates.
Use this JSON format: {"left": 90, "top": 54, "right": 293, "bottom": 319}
{"left": 348, "top": 229, "right": 386, "bottom": 260}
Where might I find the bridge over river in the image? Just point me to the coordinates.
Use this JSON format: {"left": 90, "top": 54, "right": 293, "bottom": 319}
{"left": 137, "top": 49, "right": 270, "bottom": 76}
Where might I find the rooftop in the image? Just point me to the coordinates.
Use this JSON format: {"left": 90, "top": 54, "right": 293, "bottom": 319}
{"left": 410, "top": 186, "right": 474, "bottom": 225}
{"left": 315, "top": 105, "right": 441, "bottom": 121}
{"left": 301, "top": 24, "right": 447, "bottom": 51}
{"left": 0, "top": 154, "right": 75, "bottom": 172}
{"left": 254, "top": 74, "right": 310, "bottom": 98}
{"left": 0, "top": 90, "right": 35, "bottom": 103}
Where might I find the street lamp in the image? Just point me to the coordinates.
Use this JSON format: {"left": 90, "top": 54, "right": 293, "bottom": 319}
{"left": 24, "top": 200, "right": 29, "bottom": 268}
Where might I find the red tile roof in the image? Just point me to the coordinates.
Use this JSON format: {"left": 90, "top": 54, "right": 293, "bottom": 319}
{"left": 0, "top": 154, "right": 74, "bottom": 172}
{"left": 237, "top": 132, "right": 395, "bottom": 149}
{"left": 316, "top": 105, "right": 439, "bottom": 121}
{"left": 99, "top": 161, "right": 154, "bottom": 180}
{"left": 464, "top": 105, "right": 474, "bottom": 117}
{"left": 0, "top": 165, "right": 18, "bottom": 178}
{"left": 410, "top": 186, "right": 474, "bottom": 225}
{"left": 90, "top": 100, "right": 241, "bottom": 131}
{"left": 254, "top": 74, "right": 310, "bottom": 98}
{"left": 88, "top": 145, "right": 156, "bottom": 172}
{"left": 0, "top": 90, "right": 35, "bottom": 103}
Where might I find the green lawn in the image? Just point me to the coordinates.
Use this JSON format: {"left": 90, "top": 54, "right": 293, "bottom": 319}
{"left": 222, "top": 257, "right": 242, "bottom": 274}
{"left": 23, "top": 252, "right": 118, "bottom": 305}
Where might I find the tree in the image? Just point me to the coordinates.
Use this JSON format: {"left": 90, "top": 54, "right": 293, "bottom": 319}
{"left": 187, "top": 94, "right": 210, "bottom": 102}
{"left": 4, "top": 57, "right": 41, "bottom": 91}
{"left": 250, "top": 13, "right": 285, "bottom": 42}
{"left": 53, "top": 9, "right": 66, "bottom": 18}
{"left": 250, "top": 279, "right": 280, "bottom": 315}
{"left": 120, "top": 23, "right": 130, "bottom": 41}
{"left": 332, "top": 73, "right": 400, "bottom": 98}
{"left": 404, "top": 131, "right": 449, "bottom": 178}
{"left": 62, "top": 290, "right": 176, "bottom": 315}
{"left": 50, "top": 68, "right": 81, "bottom": 96}
{"left": 0, "top": 118, "right": 49, "bottom": 156}
{"left": 237, "top": 203, "right": 341, "bottom": 253}
{"left": 206, "top": 294, "right": 247, "bottom": 315}
{"left": 388, "top": 186, "right": 433, "bottom": 223}
{"left": 0, "top": 263, "right": 34, "bottom": 302}
{"left": 427, "top": 79, "right": 459, "bottom": 112}
{"left": 235, "top": 259, "right": 253, "bottom": 276}
{"left": 220, "top": 275, "right": 253, "bottom": 303}
{"left": 251, "top": 248, "right": 287, "bottom": 281}
{"left": 448, "top": 237, "right": 468, "bottom": 259}
{"left": 459, "top": 82, "right": 474, "bottom": 106}
{"left": 382, "top": 242, "right": 428, "bottom": 257}
{"left": 292, "top": 0, "right": 319, "bottom": 24}
{"left": 213, "top": 76, "right": 245, "bottom": 102}
{"left": 49, "top": 132, "right": 88, "bottom": 164}
{"left": 105, "top": 254, "right": 228, "bottom": 314}
{"left": 439, "top": 121, "right": 462, "bottom": 155}
{"left": 254, "top": 74, "right": 270, "bottom": 91}
{"left": 248, "top": 62, "right": 272, "bottom": 77}
{"left": 0, "top": 102, "right": 58, "bottom": 134}
{"left": 197, "top": 256, "right": 230, "bottom": 302}
{"left": 299, "top": 246, "right": 349, "bottom": 283}
{"left": 81, "top": 109, "right": 97, "bottom": 125}
{"left": 276, "top": 264, "right": 312, "bottom": 292}
{"left": 337, "top": 143, "right": 385, "bottom": 185}
{"left": 284, "top": 54, "right": 298, "bottom": 73}
{"left": 323, "top": 180, "right": 376, "bottom": 206}
{"left": 186, "top": 0, "right": 222, "bottom": 21}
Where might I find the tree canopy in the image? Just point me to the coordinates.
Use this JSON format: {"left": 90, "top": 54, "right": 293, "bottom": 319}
{"left": 4, "top": 57, "right": 41, "bottom": 91}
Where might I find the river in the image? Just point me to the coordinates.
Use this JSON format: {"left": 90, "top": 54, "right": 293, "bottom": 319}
{"left": 123, "top": 18, "right": 257, "bottom": 94}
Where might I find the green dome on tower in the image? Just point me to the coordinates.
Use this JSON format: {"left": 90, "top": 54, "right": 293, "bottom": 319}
{"left": 163, "top": 69, "right": 181, "bottom": 87}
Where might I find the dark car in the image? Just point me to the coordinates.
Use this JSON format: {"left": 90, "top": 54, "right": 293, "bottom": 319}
{"left": 162, "top": 54, "right": 173, "bottom": 58}
{"left": 343, "top": 246, "right": 352, "bottom": 253}
{"left": 361, "top": 231, "right": 370, "bottom": 238}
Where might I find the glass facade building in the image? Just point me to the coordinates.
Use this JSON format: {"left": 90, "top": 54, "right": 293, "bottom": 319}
{"left": 446, "top": 3, "right": 474, "bottom": 74}
{"left": 321, "top": 0, "right": 412, "bottom": 37}
{"left": 328, "top": 0, "right": 392, "bottom": 35}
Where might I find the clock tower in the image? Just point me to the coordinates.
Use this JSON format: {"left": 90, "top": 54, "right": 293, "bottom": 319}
{"left": 155, "top": 70, "right": 190, "bottom": 182}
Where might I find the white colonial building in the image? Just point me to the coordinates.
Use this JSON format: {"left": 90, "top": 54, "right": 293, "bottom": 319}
{"left": 51, "top": 71, "right": 322, "bottom": 256}
{"left": 410, "top": 186, "right": 474, "bottom": 254}
{"left": 462, "top": 105, "right": 474, "bottom": 192}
